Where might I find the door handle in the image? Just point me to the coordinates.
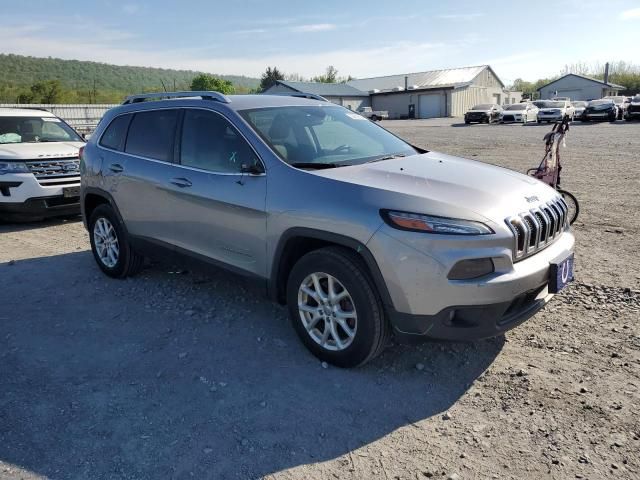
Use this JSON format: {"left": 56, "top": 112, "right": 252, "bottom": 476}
{"left": 109, "top": 163, "right": 124, "bottom": 173}
{"left": 170, "top": 177, "right": 192, "bottom": 188}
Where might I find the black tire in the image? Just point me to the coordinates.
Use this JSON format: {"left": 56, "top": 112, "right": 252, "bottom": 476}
{"left": 371, "top": 115, "right": 378, "bottom": 122}
{"left": 558, "top": 189, "right": 579, "bottom": 225}
{"left": 286, "top": 246, "right": 389, "bottom": 368}
{"left": 89, "top": 204, "right": 144, "bottom": 278}
{"left": 464, "top": 119, "right": 470, "bottom": 124}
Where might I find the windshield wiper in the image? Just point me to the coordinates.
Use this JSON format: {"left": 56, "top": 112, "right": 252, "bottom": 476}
{"left": 366, "top": 153, "right": 407, "bottom": 163}
{"left": 290, "top": 162, "right": 349, "bottom": 170}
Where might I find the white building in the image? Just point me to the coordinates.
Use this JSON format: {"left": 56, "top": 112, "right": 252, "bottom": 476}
{"left": 347, "top": 65, "right": 515, "bottom": 119}
{"left": 537, "top": 74, "right": 624, "bottom": 101}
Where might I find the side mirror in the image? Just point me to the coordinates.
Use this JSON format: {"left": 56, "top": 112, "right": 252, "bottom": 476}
{"left": 241, "top": 162, "right": 264, "bottom": 175}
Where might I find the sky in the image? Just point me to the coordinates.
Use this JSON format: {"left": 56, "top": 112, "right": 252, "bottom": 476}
{"left": 1, "top": 0, "right": 640, "bottom": 85}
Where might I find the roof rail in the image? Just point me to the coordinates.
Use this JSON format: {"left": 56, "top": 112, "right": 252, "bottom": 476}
{"left": 122, "top": 91, "right": 231, "bottom": 105}
{"left": 270, "top": 92, "right": 328, "bottom": 102}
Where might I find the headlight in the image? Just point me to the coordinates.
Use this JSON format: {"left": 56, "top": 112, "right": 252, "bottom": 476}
{"left": 0, "top": 161, "right": 29, "bottom": 175}
{"left": 381, "top": 210, "right": 494, "bottom": 235}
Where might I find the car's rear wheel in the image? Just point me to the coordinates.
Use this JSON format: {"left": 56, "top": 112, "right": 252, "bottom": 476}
{"left": 286, "top": 246, "right": 389, "bottom": 368}
{"left": 371, "top": 114, "right": 378, "bottom": 122}
{"left": 89, "top": 204, "right": 144, "bottom": 278}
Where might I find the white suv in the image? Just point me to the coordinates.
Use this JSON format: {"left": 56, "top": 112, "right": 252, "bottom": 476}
{"left": 0, "top": 108, "right": 84, "bottom": 221}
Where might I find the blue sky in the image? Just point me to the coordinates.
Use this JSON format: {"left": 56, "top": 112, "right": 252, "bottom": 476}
{"left": 1, "top": 0, "right": 639, "bottom": 84}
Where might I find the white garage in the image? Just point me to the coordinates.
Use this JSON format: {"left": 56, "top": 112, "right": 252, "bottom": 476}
{"left": 537, "top": 74, "right": 624, "bottom": 101}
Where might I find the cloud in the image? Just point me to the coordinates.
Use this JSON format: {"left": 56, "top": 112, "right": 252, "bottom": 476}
{"left": 290, "top": 23, "right": 337, "bottom": 33}
{"left": 437, "top": 13, "right": 484, "bottom": 21}
{"left": 122, "top": 4, "right": 140, "bottom": 15}
{"left": 619, "top": 7, "right": 640, "bottom": 20}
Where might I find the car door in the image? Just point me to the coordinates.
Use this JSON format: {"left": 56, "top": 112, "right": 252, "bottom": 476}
{"left": 106, "top": 108, "right": 181, "bottom": 243}
{"left": 162, "top": 108, "right": 268, "bottom": 277}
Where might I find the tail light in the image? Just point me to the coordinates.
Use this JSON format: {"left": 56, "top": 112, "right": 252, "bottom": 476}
{"left": 78, "top": 146, "right": 85, "bottom": 160}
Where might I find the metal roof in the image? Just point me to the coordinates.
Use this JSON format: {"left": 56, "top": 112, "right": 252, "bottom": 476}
{"left": 536, "top": 73, "right": 625, "bottom": 91}
{"left": 347, "top": 65, "right": 498, "bottom": 93}
{"left": 274, "top": 80, "right": 369, "bottom": 97}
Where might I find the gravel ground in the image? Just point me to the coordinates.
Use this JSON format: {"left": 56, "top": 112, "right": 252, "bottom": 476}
{"left": 1, "top": 118, "right": 639, "bottom": 480}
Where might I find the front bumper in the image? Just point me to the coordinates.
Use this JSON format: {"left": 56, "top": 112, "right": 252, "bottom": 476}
{"left": 367, "top": 224, "right": 575, "bottom": 340}
{"left": 538, "top": 114, "right": 563, "bottom": 121}
{"left": 0, "top": 173, "right": 80, "bottom": 219}
{"left": 500, "top": 115, "right": 525, "bottom": 123}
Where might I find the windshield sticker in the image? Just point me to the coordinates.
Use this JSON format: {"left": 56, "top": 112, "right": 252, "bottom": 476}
{"left": 346, "top": 113, "right": 366, "bottom": 120}
{"left": 42, "top": 117, "right": 62, "bottom": 122}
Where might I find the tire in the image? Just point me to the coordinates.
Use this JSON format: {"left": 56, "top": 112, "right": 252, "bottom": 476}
{"left": 89, "top": 204, "right": 144, "bottom": 278}
{"left": 286, "top": 246, "right": 389, "bottom": 368}
{"left": 558, "top": 189, "right": 579, "bottom": 225}
{"left": 464, "top": 120, "right": 470, "bottom": 124}
{"left": 371, "top": 115, "right": 378, "bottom": 122}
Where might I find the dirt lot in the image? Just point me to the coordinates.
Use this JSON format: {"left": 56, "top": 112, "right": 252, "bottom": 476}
{"left": 1, "top": 119, "right": 639, "bottom": 480}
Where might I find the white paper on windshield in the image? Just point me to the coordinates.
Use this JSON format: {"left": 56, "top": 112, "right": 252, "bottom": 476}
{"left": 346, "top": 113, "right": 366, "bottom": 120}
{"left": 42, "top": 117, "right": 62, "bottom": 122}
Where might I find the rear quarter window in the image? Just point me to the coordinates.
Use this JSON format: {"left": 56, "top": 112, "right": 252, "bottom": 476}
{"left": 125, "top": 109, "right": 178, "bottom": 161}
{"left": 99, "top": 114, "right": 132, "bottom": 151}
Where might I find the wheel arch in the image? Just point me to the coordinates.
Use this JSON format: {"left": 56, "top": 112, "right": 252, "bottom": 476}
{"left": 82, "top": 187, "right": 126, "bottom": 231}
{"left": 268, "top": 227, "right": 394, "bottom": 309}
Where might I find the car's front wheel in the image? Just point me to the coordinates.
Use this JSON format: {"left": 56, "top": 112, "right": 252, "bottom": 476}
{"left": 89, "top": 204, "right": 144, "bottom": 278}
{"left": 286, "top": 246, "right": 389, "bottom": 368}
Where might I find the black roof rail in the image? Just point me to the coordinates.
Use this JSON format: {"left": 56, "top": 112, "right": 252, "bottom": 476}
{"left": 122, "top": 91, "right": 231, "bottom": 105}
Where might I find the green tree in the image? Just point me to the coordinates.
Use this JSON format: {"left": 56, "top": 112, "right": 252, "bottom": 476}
{"left": 190, "top": 74, "right": 235, "bottom": 94}
{"left": 31, "top": 80, "right": 64, "bottom": 103}
{"left": 259, "top": 66, "right": 284, "bottom": 92}
{"left": 312, "top": 65, "right": 339, "bottom": 83}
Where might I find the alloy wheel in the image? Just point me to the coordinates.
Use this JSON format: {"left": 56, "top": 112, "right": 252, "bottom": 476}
{"left": 93, "top": 217, "right": 120, "bottom": 268}
{"left": 297, "top": 272, "right": 358, "bottom": 351}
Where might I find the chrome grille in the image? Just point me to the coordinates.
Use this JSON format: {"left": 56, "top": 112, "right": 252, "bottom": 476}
{"left": 505, "top": 197, "right": 569, "bottom": 261}
{"left": 25, "top": 157, "right": 80, "bottom": 186}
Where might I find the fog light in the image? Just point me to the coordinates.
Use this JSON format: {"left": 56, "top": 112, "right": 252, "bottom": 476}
{"left": 448, "top": 258, "right": 494, "bottom": 280}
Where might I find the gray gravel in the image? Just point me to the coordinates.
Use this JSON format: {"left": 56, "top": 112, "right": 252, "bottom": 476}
{"left": 1, "top": 118, "right": 639, "bottom": 479}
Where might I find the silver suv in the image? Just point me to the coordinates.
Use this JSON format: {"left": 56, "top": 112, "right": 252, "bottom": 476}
{"left": 81, "top": 92, "right": 575, "bottom": 367}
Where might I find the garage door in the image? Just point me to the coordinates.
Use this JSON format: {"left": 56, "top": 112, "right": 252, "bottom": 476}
{"left": 419, "top": 94, "right": 443, "bottom": 118}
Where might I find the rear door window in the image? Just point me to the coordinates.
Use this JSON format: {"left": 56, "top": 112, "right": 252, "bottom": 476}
{"left": 125, "top": 109, "right": 178, "bottom": 162}
{"left": 99, "top": 114, "right": 132, "bottom": 151}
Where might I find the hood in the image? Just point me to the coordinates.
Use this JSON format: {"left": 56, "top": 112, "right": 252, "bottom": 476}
{"left": 468, "top": 109, "right": 491, "bottom": 113}
{"left": 313, "top": 152, "right": 559, "bottom": 224}
{"left": 0, "top": 141, "right": 84, "bottom": 161}
{"left": 539, "top": 108, "right": 563, "bottom": 113}
{"left": 501, "top": 110, "right": 525, "bottom": 115}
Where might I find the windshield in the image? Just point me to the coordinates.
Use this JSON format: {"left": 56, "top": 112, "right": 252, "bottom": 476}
{"left": 604, "top": 97, "right": 623, "bottom": 104}
{"left": 571, "top": 101, "right": 587, "bottom": 107}
{"left": 633, "top": 95, "right": 640, "bottom": 102}
{"left": 537, "top": 101, "right": 565, "bottom": 108}
{"left": 505, "top": 104, "right": 526, "bottom": 110}
{"left": 588, "top": 100, "right": 612, "bottom": 106}
{"left": 239, "top": 105, "right": 416, "bottom": 167}
{"left": 0, "top": 116, "right": 82, "bottom": 144}
{"left": 471, "top": 104, "right": 492, "bottom": 110}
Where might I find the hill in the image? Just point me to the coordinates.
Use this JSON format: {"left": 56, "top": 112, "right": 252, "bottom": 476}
{"left": 0, "top": 53, "right": 260, "bottom": 103}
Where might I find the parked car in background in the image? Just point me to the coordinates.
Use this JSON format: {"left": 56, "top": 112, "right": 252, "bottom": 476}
{"left": 603, "top": 96, "right": 627, "bottom": 120}
{"left": 464, "top": 104, "right": 502, "bottom": 124}
{"left": 500, "top": 103, "right": 539, "bottom": 123}
{"left": 582, "top": 99, "right": 618, "bottom": 122}
{"left": 571, "top": 101, "right": 588, "bottom": 121}
{"left": 80, "top": 91, "right": 574, "bottom": 367}
{"left": 625, "top": 94, "right": 640, "bottom": 121}
{"left": 536, "top": 100, "right": 575, "bottom": 123}
{"left": 0, "top": 108, "right": 84, "bottom": 221}
{"left": 356, "top": 106, "right": 389, "bottom": 121}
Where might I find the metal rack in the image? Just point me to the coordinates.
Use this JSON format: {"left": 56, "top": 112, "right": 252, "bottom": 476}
{"left": 121, "top": 91, "right": 231, "bottom": 105}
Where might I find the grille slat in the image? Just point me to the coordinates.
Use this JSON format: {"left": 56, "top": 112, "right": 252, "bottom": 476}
{"left": 25, "top": 158, "right": 80, "bottom": 186}
{"left": 505, "top": 197, "right": 569, "bottom": 261}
